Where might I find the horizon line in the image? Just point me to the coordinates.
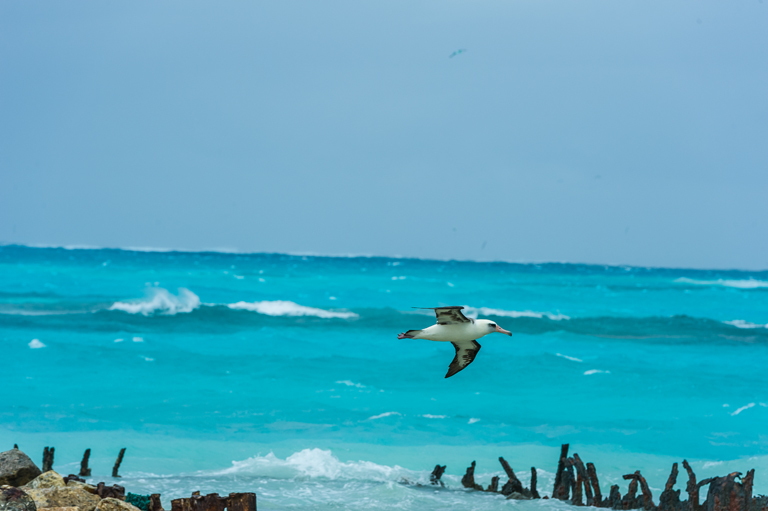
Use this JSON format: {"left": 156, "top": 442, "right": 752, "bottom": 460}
{"left": 1, "top": 242, "right": 766, "bottom": 273}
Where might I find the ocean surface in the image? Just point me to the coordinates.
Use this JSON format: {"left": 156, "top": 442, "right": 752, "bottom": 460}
{"left": 2, "top": 245, "right": 767, "bottom": 510}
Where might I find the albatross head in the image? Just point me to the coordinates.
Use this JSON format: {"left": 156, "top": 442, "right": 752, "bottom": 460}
{"left": 478, "top": 319, "right": 512, "bottom": 336}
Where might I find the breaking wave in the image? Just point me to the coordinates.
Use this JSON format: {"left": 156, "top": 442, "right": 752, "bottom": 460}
{"left": 675, "top": 278, "right": 768, "bottom": 289}
{"left": 464, "top": 306, "right": 569, "bottom": 321}
{"left": 227, "top": 300, "right": 358, "bottom": 319}
{"left": 109, "top": 288, "right": 201, "bottom": 316}
{"left": 208, "top": 448, "right": 412, "bottom": 482}
{"left": 723, "top": 320, "right": 768, "bottom": 329}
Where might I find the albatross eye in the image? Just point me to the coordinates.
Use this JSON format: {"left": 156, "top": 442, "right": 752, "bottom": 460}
{"left": 489, "top": 323, "right": 496, "bottom": 328}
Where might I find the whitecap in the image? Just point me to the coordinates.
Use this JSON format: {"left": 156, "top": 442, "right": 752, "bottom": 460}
{"left": 584, "top": 369, "right": 610, "bottom": 375}
{"left": 468, "top": 418, "right": 481, "bottom": 424}
{"left": 421, "top": 414, "right": 448, "bottom": 419}
{"left": 114, "top": 338, "right": 124, "bottom": 343}
{"left": 28, "top": 339, "right": 46, "bottom": 349}
{"left": 367, "top": 412, "right": 401, "bottom": 420}
{"left": 336, "top": 380, "right": 365, "bottom": 388}
{"left": 132, "top": 337, "right": 144, "bottom": 343}
{"left": 731, "top": 403, "right": 755, "bottom": 416}
{"left": 703, "top": 461, "right": 723, "bottom": 468}
{"left": 208, "top": 448, "right": 411, "bottom": 482}
{"left": 556, "top": 353, "right": 583, "bottom": 362}
{"left": 676, "top": 277, "right": 768, "bottom": 289}
{"left": 464, "top": 306, "right": 569, "bottom": 321}
{"left": 228, "top": 300, "right": 358, "bottom": 319}
{"left": 723, "top": 320, "right": 768, "bottom": 329}
{"left": 110, "top": 288, "right": 201, "bottom": 316}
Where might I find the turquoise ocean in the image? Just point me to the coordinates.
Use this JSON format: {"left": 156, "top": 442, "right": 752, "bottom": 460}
{"left": 2, "top": 245, "right": 767, "bottom": 510}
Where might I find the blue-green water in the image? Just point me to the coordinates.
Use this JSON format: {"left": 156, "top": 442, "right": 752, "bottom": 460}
{"left": 2, "top": 245, "right": 767, "bottom": 509}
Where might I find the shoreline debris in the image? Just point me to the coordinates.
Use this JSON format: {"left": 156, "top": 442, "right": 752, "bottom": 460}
{"left": 112, "top": 449, "right": 126, "bottom": 479}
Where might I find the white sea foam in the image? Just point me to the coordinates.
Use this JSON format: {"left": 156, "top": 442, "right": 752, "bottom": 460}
{"left": 731, "top": 403, "right": 755, "bottom": 416}
{"left": 28, "top": 339, "right": 46, "bottom": 349}
{"left": 584, "top": 369, "right": 610, "bottom": 375}
{"left": 114, "top": 338, "right": 124, "bottom": 343}
{"left": 133, "top": 337, "right": 144, "bottom": 343}
{"left": 208, "top": 448, "right": 412, "bottom": 482}
{"left": 703, "top": 461, "right": 723, "bottom": 468}
{"left": 465, "top": 306, "right": 569, "bottom": 321}
{"left": 367, "top": 412, "right": 401, "bottom": 420}
{"left": 336, "top": 380, "right": 366, "bottom": 388}
{"left": 110, "top": 288, "right": 201, "bottom": 316}
{"left": 556, "top": 353, "right": 583, "bottom": 362}
{"left": 676, "top": 277, "right": 768, "bottom": 289}
{"left": 421, "top": 414, "right": 448, "bottom": 419}
{"left": 468, "top": 418, "right": 481, "bottom": 424}
{"left": 228, "top": 300, "right": 358, "bottom": 319}
{"left": 723, "top": 320, "right": 768, "bottom": 329}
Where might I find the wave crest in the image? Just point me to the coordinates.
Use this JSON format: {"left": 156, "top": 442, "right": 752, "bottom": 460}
{"left": 110, "top": 288, "right": 201, "bottom": 316}
{"left": 227, "top": 300, "right": 358, "bottom": 319}
{"left": 676, "top": 277, "right": 768, "bottom": 289}
{"left": 210, "top": 448, "right": 409, "bottom": 482}
{"left": 465, "top": 306, "right": 569, "bottom": 321}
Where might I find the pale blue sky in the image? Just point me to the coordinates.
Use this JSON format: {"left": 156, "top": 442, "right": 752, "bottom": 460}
{"left": 1, "top": 1, "right": 766, "bottom": 269}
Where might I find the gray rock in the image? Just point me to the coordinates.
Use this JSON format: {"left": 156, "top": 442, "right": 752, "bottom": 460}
{"left": 506, "top": 491, "right": 531, "bottom": 500}
{"left": 0, "top": 450, "right": 42, "bottom": 487}
{"left": 0, "top": 486, "right": 37, "bottom": 511}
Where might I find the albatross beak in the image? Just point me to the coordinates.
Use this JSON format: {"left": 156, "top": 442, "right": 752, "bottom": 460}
{"left": 496, "top": 325, "right": 512, "bottom": 336}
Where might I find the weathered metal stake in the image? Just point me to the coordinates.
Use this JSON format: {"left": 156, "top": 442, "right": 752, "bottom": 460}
{"left": 80, "top": 448, "right": 92, "bottom": 477}
{"left": 112, "top": 448, "right": 126, "bottom": 478}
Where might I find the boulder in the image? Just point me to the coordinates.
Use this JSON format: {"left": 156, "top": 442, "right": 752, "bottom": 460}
{"left": 0, "top": 486, "right": 37, "bottom": 511}
{"left": 23, "top": 473, "right": 65, "bottom": 491}
{"left": 24, "top": 488, "right": 100, "bottom": 511}
{"left": 95, "top": 499, "right": 141, "bottom": 511}
{"left": 0, "top": 450, "right": 42, "bottom": 487}
{"left": 63, "top": 483, "right": 96, "bottom": 496}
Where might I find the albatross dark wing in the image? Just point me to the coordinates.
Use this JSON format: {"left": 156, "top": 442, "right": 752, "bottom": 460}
{"left": 414, "top": 306, "right": 471, "bottom": 325}
{"left": 445, "top": 340, "right": 481, "bottom": 378}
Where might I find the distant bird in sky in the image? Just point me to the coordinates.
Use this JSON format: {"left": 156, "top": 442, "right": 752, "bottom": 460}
{"left": 449, "top": 49, "right": 467, "bottom": 58}
{"left": 398, "top": 306, "right": 512, "bottom": 378}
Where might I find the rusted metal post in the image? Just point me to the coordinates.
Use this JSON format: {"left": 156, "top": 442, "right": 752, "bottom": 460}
{"left": 430, "top": 465, "right": 446, "bottom": 487}
{"left": 573, "top": 454, "right": 595, "bottom": 506}
{"left": 42, "top": 447, "right": 54, "bottom": 472}
{"left": 80, "top": 449, "right": 92, "bottom": 477}
{"left": 112, "top": 448, "right": 126, "bottom": 478}
{"left": 499, "top": 457, "right": 524, "bottom": 495}
{"left": 553, "top": 444, "right": 570, "bottom": 499}
{"left": 683, "top": 460, "right": 699, "bottom": 511}
{"left": 461, "top": 461, "right": 483, "bottom": 491}
{"left": 587, "top": 462, "right": 603, "bottom": 506}
{"left": 531, "top": 467, "right": 541, "bottom": 499}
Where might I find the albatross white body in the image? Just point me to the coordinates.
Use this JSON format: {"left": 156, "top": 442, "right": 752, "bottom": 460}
{"left": 397, "top": 306, "right": 512, "bottom": 378}
{"left": 411, "top": 320, "right": 498, "bottom": 343}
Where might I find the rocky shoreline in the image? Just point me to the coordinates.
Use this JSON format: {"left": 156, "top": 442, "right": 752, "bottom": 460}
{"left": 3, "top": 444, "right": 768, "bottom": 511}
{"left": 0, "top": 448, "right": 256, "bottom": 511}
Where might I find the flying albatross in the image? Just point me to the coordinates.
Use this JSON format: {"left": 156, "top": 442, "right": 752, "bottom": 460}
{"left": 398, "top": 306, "right": 512, "bottom": 378}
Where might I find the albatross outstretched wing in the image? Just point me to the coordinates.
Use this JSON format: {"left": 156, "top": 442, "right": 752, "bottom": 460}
{"left": 445, "top": 340, "right": 481, "bottom": 378}
{"left": 414, "top": 306, "right": 471, "bottom": 325}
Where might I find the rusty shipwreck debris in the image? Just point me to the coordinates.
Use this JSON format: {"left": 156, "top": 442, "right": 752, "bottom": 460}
{"left": 170, "top": 492, "right": 256, "bottom": 511}
{"left": 432, "top": 444, "right": 765, "bottom": 511}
